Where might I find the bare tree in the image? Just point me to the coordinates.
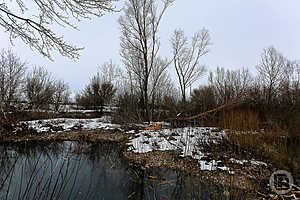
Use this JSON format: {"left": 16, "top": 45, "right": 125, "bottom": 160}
{"left": 256, "top": 47, "right": 285, "bottom": 105}
{"left": 119, "top": 0, "right": 173, "bottom": 121}
{"left": 0, "top": 49, "right": 26, "bottom": 106}
{"left": 149, "top": 67, "right": 173, "bottom": 118}
{"left": 209, "top": 67, "right": 252, "bottom": 104}
{"left": 98, "top": 60, "right": 121, "bottom": 84}
{"left": 0, "top": 0, "right": 117, "bottom": 60}
{"left": 98, "top": 60, "right": 123, "bottom": 102}
{"left": 53, "top": 80, "right": 70, "bottom": 112}
{"left": 171, "top": 28, "right": 211, "bottom": 103}
{"left": 25, "top": 66, "right": 55, "bottom": 109}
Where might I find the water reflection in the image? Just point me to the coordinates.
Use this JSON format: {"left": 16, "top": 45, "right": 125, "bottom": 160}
{"left": 0, "top": 141, "right": 243, "bottom": 200}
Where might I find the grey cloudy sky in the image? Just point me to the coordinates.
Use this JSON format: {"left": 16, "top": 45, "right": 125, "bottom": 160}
{"left": 1, "top": 0, "right": 300, "bottom": 92}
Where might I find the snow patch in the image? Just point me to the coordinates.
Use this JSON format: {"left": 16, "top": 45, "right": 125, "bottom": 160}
{"left": 230, "top": 158, "right": 268, "bottom": 166}
{"left": 127, "top": 127, "right": 227, "bottom": 171}
{"left": 22, "top": 118, "right": 121, "bottom": 133}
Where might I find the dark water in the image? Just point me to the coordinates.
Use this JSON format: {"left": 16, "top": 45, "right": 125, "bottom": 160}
{"left": 0, "top": 141, "right": 247, "bottom": 200}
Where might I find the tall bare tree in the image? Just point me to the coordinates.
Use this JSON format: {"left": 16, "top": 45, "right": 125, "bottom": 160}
{"left": 119, "top": 0, "right": 173, "bottom": 121}
{"left": 149, "top": 66, "right": 173, "bottom": 117}
{"left": 256, "top": 47, "right": 285, "bottom": 105}
{"left": 0, "top": 0, "right": 117, "bottom": 60}
{"left": 0, "top": 49, "right": 26, "bottom": 106}
{"left": 171, "top": 28, "right": 211, "bottom": 103}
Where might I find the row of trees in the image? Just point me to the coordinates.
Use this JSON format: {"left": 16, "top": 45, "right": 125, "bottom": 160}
{"left": 189, "top": 47, "right": 300, "bottom": 130}
{"left": 0, "top": 49, "right": 70, "bottom": 111}
{"left": 109, "top": 42, "right": 300, "bottom": 125}
{"left": 112, "top": 0, "right": 300, "bottom": 128}
{"left": 0, "top": 48, "right": 120, "bottom": 113}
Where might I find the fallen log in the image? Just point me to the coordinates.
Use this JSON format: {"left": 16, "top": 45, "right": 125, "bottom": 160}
{"left": 166, "top": 100, "right": 242, "bottom": 122}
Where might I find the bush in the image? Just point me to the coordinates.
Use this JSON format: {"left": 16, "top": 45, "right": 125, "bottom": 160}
{"left": 113, "top": 92, "right": 143, "bottom": 123}
{"left": 76, "top": 74, "right": 116, "bottom": 111}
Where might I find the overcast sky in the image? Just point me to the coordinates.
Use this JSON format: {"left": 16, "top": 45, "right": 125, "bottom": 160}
{"left": 1, "top": 0, "right": 300, "bottom": 92}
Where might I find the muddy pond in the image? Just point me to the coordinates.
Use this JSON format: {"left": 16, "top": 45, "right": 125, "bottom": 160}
{"left": 0, "top": 141, "right": 251, "bottom": 200}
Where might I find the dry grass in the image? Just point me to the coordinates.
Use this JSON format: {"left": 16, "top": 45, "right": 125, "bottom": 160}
{"left": 227, "top": 130, "right": 289, "bottom": 167}
{"left": 217, "top": 108, "right": 294, "bottom": 170}
{"left": 218, "top": 109, "right": 260, "bottom": 131}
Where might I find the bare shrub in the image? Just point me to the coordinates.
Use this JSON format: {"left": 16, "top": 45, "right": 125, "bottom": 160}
{"left": 24, "top": 66, "right": 55, "bottom": 109}
{"left": 190, "top": 85, "right": 217, "bottom": 114}
{"left": 53, "top": 80, "right": 70, "bottom": 112}
{"left": 113, "top": 92, "right": 142, "bottom": 123}
{"left": 76, "top": 74, "right": 116, "bottom": 111}
{"left": 208, "top": 67, "right": 252, "bottom": 105}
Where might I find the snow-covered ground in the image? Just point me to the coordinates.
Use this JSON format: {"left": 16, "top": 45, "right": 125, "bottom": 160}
{"left": 18, "top": 116, "right": 268, "bottom": 172}
{"left": 127, "top": 127, "right": 267, "bottom": 171}
{"left": 127, "top": 127, "right": 224, "bottom": 154}
{"left": 229, "top": 158, "right": 268, "bottom": 166}
{"left": 22, "top": 116, "right": 121, "bottom": 133}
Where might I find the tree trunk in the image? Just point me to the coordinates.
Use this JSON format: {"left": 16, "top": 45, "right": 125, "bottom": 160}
{"left": 144, "top": 80, "right": 151, "bottom": 122}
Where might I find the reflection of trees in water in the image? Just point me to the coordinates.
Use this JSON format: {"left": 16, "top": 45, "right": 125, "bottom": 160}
{"left": 0, "top": 141, "right": 138, "bottom": 199}
{"left": 0, "top": 150, "right": 85, "bottom": 199}
{"left": 72, "top": 141, "right": 124, "bottom": 168}
{"left": 127, "top": 167, "right": 241, "bottom": 200}
{"left": 0, "top": 141, "right": 248, "bottom": 199}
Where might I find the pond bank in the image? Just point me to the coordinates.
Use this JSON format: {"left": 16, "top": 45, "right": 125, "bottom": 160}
{"left": 0, "top": 126, "right": 276, "bottom": 199}
{"left": 0, "top": 129, "right": 129, "bottom": 143}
